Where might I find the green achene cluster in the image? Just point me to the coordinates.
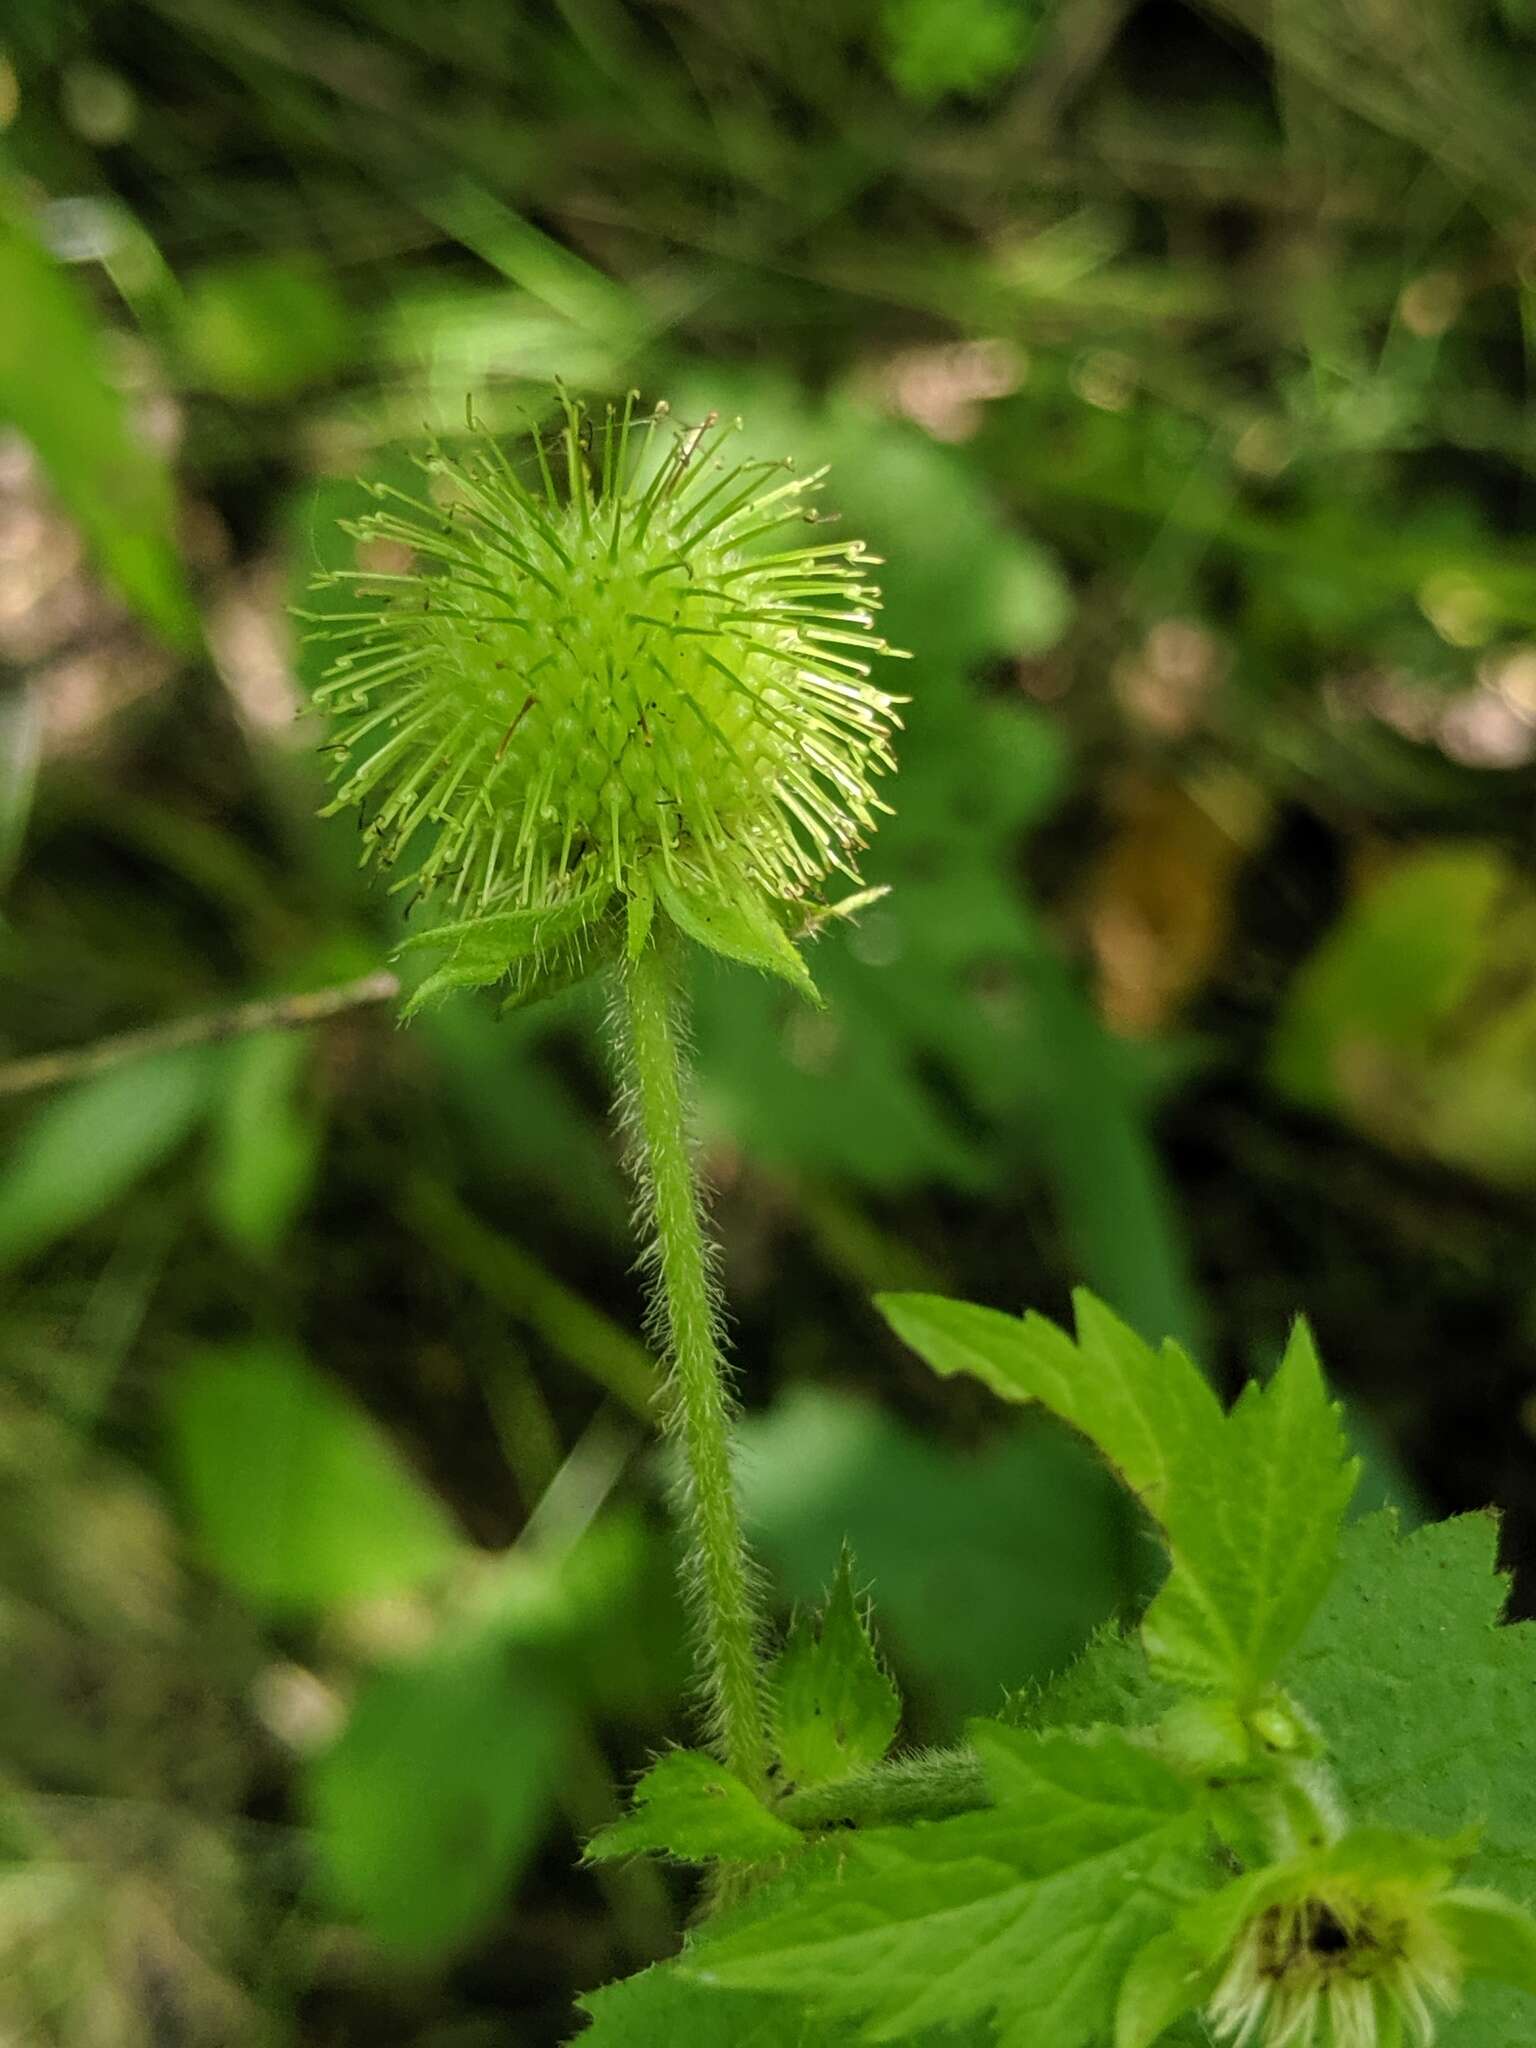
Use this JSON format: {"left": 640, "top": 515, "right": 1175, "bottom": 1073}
{"left": 310, "top": 394, "right": 906, "bottom": 1008}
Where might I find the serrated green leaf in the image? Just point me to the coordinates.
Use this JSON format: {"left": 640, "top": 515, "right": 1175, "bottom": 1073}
{"left": 575, "top": 1841, "right": 970, "bottom": 2045}
{"left": 586, "top": 1751, "right": 801, "bottom": 1866}
{"left": 575, "top": 1965, "right": 839, "bottom": 2046}
{"left": 575, "top": 1963, "right": 996, "bottom": 2047}
{"left": 1007, "top": 1624, "right": 1174, "bottom": 1736}
{"left": 578, "top": 1842, "right": 1002, "bottom": 2046}
{"left": 394, "top": 877, "right": 613, "bottom": 957}
{"left": 882, "top": 1293, "right": 1357, "bottom": 1701}
{"left": 307, "top": 1633, "right": 560, "bottom": 1957}
{"left": 1142, "top": 1320, "right": 1359, "bottom": 1697}
{"left": 688, "top": 1725, "right": 1208, "bottom": 2047}
{"left": 969, "top": 1718, "right": 1194, "bottom": 1841}
{"left": 1287, "top": 1512, "right": 1536, "bottom": 2045}
{"left": 164, "top": 1342, "right": 464, "bottom": 1611}
{"left": 772, "top": 1552, "right": 900, "bottom": 1792}
{"left": 656, "top": 870, "right": 821, "bottom": 1005}
{"left": 875, "top": 1288, "right": 1222, "bottom": 1523}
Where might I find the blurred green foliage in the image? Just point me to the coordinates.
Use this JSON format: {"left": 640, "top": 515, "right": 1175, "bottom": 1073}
{"left": 5, "top": 0, "right": 1536, "bottom": 2041}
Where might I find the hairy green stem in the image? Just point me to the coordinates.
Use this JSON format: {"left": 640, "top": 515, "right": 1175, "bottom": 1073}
{"left": 615, "top": 929, "right": 770, "bottom": 1792}
{"left": 777, "top": 1748, "right": 986, "bottom": 1832}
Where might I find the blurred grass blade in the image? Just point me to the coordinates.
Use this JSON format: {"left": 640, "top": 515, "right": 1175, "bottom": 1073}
{"left": 0, "top": 1046, "right": 214, "bottom": 1270}
{"left": 165, "top": 1341, "right": 465, "bottom": 1612}
{"left": 403, "top": 1175, "right": 658, "bottom": 1419}
{"left": 0, "top": 683, "right": 41, "bottom": 904}
{"left": 0, "top": 192, "right": 198, "bottom": 648}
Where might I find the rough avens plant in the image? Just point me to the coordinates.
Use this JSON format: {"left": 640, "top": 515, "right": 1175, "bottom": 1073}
{"left": 312, "top": 393, "right": 904, "bottom": 1794}
{"left": 315, "top": 394, "right": 1536, "bottom": 2048}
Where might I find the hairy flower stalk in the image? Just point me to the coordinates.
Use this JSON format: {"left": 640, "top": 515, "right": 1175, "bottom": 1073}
{"left": 310, "top": 393, "right": 905, "bottom": 1786}
{"left": 613, "top": 923, "right": 770, "bottom": 1787}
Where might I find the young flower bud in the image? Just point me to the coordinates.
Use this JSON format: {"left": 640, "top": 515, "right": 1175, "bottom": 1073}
{"left": 1115, "top": 1828, "right": 1536, "bottom": 2048}
{"left": 1204, "top": 1839, "right": 1469, "bottom": 2048}
{"left": 308, "top": 393, "right": 907, "bottom": 1013}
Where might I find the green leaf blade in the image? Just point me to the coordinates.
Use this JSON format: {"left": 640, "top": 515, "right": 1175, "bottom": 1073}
{"left": 1147, "top": 1318, "right": 1359, "bottom": 1699}
{"left": 1287, "top": 1511, "right": 1536, "bottom": 2044}
{"left": 883, "top": 1290, "right": 1355, "bottom": 1704}
{"left": 396, "top": 879, "right": 613, "bottom": 1017}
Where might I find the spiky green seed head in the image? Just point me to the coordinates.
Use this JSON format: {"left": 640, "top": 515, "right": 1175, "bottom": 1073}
{"left": 309, "top": 394, "right": 907, "bottom": 1014}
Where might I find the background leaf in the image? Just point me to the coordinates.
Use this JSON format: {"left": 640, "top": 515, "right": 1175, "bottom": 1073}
{"left": 207, "top": 1030, "right": 321, "bottom": 1255}
{"left": 307, "top": 1631, "right": 562, "bottom": 1957}
{"left": 738, "top": 1385, "right": 1129, "bottom": 1722}
{"left": 0, "top": 194, "right": 196, "bottom": 646}
{"left": 164, "top": 1342, "right": 465, "bottom": 1612}
{"left": 0, "top": 1048, "right": 214, "bottom": 1270}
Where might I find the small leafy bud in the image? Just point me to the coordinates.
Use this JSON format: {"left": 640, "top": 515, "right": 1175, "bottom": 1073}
{"left": 309, "top": 393, "right": 907, "bottom": 1012}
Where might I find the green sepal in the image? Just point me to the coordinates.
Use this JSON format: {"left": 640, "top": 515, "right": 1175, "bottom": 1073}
{"left": 626, "top": 872, "right": 656, "bottom": 961}
{"left": 1114, "top": 1926, "right": 1220, "bottom": 2048}
{"left": 1439, "top": 1889, "right": 1536, "bottom": 1996}
{"left": 584, "top": 1749, "right": 802, "bottom": 1866}
{"left": 395, "top": 874, "right": 613, "bottom": 959}
{"left": 796, "top": 883, "right": 891, "bottom": 939}
{"left": 500, "top": 916, "right": 621, "bottom": 1015}
{"left": 771, "top": 1549, "right": 901, "bottom": 1793}
{"left": 394, "top": 877, "right": 612, "bottom": 1018}
{"left": 655, "top": 868, "right": 823, "bottom": 1006}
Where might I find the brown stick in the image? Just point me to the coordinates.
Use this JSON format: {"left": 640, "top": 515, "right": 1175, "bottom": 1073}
{"left": 0, "top": 972, "right": 400, "bottom": 1099}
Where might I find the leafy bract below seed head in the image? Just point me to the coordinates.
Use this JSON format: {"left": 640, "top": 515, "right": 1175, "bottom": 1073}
{"left": 308, "top": 393, "right": 907, "bottom": 1013}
